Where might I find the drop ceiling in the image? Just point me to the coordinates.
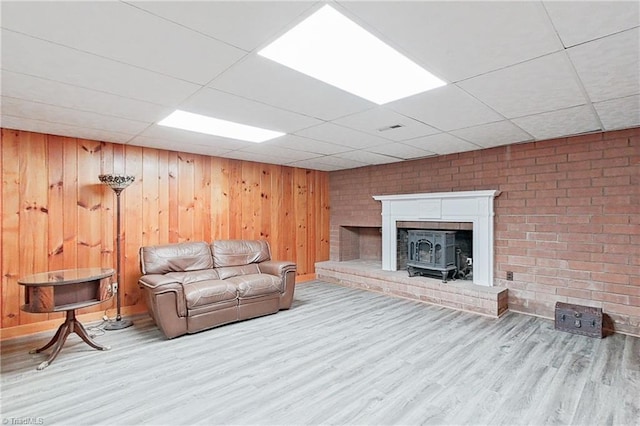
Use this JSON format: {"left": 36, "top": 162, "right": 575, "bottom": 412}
{"left": 1, "top": 1, "right": 638, "bottom": 171}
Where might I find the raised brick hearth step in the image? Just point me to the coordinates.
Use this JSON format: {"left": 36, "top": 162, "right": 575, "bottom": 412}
{"left": 316, "top": 260, "right": 508, "bottom": 317}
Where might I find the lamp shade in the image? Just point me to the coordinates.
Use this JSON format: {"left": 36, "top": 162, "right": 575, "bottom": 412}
{"left": 99, "top": 174, "right": 135, "bottom": 193}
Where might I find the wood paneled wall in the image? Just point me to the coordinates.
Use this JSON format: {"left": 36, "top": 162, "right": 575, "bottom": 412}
{"left": 1, "top": 128, "right": 330, "bottom": 329}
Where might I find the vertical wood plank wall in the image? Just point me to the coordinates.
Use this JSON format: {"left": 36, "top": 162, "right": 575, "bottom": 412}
{"left": 1, "top": 128, "right": 330, "bottom": 330}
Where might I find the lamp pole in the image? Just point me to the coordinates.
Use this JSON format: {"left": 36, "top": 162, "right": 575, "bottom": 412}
{"left": 99, "top": 174, "right": 134, "bottom": 330}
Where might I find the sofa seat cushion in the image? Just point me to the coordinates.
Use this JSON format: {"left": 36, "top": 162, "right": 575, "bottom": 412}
{"left": 226, "top": 274, "right": 283, "bottom": 298}
{"left": 183, "top": 280, "right": 237, "bottom": 309}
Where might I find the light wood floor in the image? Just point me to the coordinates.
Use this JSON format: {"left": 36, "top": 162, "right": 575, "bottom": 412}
{"left": 1, "top": 281, "right": 639, "bottom": 425}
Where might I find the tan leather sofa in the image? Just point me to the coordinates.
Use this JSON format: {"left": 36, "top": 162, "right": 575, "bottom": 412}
{"left": 138, "top": 240, "right": 296, "bottom": 339}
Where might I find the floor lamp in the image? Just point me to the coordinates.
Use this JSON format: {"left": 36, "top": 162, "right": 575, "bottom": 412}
{"left": 99, "top": 174, "right": 135, "bottom": 330}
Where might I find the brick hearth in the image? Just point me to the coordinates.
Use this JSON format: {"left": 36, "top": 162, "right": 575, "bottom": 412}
{"left": 316, "top": 260, "right": 508, "bottom": 317}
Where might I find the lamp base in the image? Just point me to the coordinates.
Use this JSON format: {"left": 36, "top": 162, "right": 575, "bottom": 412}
{"left": 104, "top": 318, "right": 133, "bottom": 331}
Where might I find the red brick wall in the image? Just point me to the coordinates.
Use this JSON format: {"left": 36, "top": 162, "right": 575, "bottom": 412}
{"left": 329, "top": 128, "right": 640, "bottom": 336}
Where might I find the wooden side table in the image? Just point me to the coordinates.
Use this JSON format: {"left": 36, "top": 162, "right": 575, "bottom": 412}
{"left": 18, "top": 268, "right": 115, "bottom": 370}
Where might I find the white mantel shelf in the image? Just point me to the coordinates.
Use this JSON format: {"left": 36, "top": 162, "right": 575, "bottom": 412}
{"left": 373, "top": 190, "right": 501, "bottom": 286}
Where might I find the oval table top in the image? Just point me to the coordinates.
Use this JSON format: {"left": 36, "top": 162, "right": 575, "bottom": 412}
{"left": 18, "top": 268, "right": 114, "bottom": 287}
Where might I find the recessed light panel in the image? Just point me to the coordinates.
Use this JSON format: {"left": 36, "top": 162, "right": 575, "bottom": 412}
{"left": 158, "top": 110, "right": 285, "bottom": 143}
{"left": 258, "top": 5, "right": 446, "bottom": 105}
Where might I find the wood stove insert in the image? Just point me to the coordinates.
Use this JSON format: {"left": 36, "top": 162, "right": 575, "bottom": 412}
{"left": 407, "top": 230, "right": 458, "bottom": 282}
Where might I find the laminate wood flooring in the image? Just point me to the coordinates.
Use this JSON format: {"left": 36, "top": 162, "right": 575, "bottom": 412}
{"left": 1, "top": 281, "right": 638, "bottom": 425}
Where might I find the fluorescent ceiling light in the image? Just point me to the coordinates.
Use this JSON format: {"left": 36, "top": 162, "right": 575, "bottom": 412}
{"left": 258, "top": 5, "right": 446, "bottom": 105}
{"left": 158, "top": 110, "right": 285, "bottom": 143}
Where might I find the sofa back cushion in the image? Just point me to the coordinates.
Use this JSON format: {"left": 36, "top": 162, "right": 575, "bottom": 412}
{"left": 212, "top": 240, "right": 271, "bottom": 267}
{"left": 140, "top": 242, "right": 213, "bottom": 275}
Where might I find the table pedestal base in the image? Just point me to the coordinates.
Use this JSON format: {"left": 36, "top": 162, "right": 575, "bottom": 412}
{"left": 30, "top": 309, "right": 111, "bottom": 370}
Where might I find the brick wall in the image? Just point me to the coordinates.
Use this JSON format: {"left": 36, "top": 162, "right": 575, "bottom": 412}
{"left": 329, "top": 128, "right": 640, "bottom": 336}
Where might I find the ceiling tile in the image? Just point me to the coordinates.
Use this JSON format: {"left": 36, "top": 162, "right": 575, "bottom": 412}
{"left": 178, "top": 88, "right": 321, "bottom": 133}
{"left": 512, "top": 105, "right": 601, "bottom": 140}
{"left": 287, "top": 158, "right": 347, "bottom": 172}
{"left": 459, "top": 51, "right": 586, "bottom": 118}
{"left": 1, "top": 1, "right": 245, "bottom": 84}
{"left": 366, "top": 142, "right": 437, "bottom": 160}
{"left": 1, "top": 115, "right": 135, "bottom": 144}
{"left": 128, "top": 1, "right": 316, "bottom": 52}
{"left": 139, "top": 125, "right": 254, "bottom": 151}
{"left": 223, "top": 150, "right": 293, "bottom": 166}
{"left": 128, "top": 135, "right": 233, "bottom": 157}
{"left": 593, "top": 95, "right": 640, "bottom": 131}
{"left": 333, "top": 107, "right": 439, "bottom": 141}
{"left": 403, "top": 133, "right": 481, "bottom": 155}
{"left": 2, "top": 96, "right": 149, "bottom": 134}
{"left": 300, "top": 155, "right": 369, "bottom": 170}
{"left": 543, "top": 1, "right": 640, "bottom": 47}
{"left": 335, "top": 150, "right": 399, "bottom": 166}
{"left": 1, "top": 71, "right": 171, "bottom": 123}
{"left": 340, "top": 1, "right": 562, "bottom": 82}
{"left": 294, "top": 123, "right": 390, "bottom": 150}
{"left": 388, "top": 85, "right": 503, "bottom": 131}
{"left": 210, "top": 55, "right": 373, "bottom": 121}
{"left": 236, "top": 144, "right": 323, "bottom": 162}
{"left": 451, "top": 121, "right": 533, "bottom": 148}
{"left": 1, "top": 30, "right": 201, "bottom": 106}
{"left": 568, "top": 28, "right": 640, "bottom": 103}
{"left": 268, "top": 135, "right": 352, "bottom": 156}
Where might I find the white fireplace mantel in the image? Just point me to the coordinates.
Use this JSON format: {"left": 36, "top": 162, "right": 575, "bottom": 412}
{"left": 373, "top": 190, "right": 501, "bottom": 286}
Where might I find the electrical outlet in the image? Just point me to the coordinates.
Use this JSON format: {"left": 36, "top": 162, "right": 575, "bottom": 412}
{"left": 506, "top": 271, "right": 514, "bottom": 281}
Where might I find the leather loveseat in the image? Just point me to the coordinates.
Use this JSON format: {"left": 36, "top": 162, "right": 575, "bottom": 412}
{"left": 138, "top": 240, "right": 296, "bottom": 339}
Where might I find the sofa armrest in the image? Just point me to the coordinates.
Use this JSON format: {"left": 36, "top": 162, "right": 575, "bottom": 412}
{"left": 138, "top": 274, "right": 180, "bottom": 289}
{"left": 138, "top": 275, "right": 187, "bottom": 318}
{"left": 259, "top": 260, "right": 296, "bottom": 277}
{"left": 138, "top": 275, "right": 188, "bottom": 339}
{"left": 259, "top": 260, "right": 297, "bottom": 309}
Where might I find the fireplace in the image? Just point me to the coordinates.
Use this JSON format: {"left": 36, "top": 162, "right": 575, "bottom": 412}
{"left": 317, "top": 190, "right": 505, "bottom": 317}
{"left": 373, "top": 190, "right": 501, "bottom": 286}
